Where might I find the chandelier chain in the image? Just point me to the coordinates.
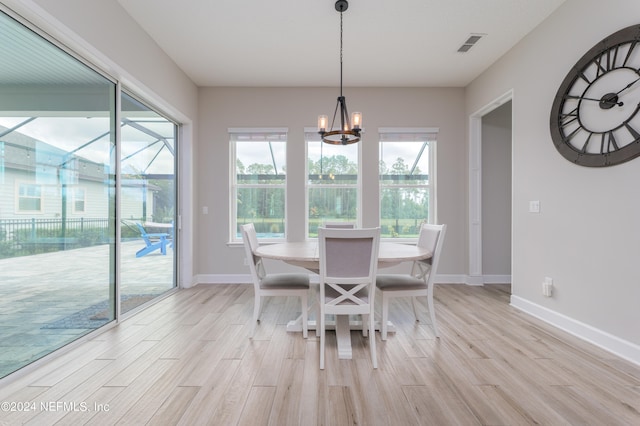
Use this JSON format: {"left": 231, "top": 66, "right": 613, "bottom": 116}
{"left": 340, "top": 10, "right": 343, "bottom": 97}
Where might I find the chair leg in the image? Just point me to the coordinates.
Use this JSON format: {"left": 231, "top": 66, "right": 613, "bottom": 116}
{"left": 362, "top": 314, "right": 368, "bottom": 337}
{"left": 301, "top": 293, "right": 308, "bottom": 339}
{"left": 411, "top": 296, "right": 419, "bottom": 322}
{"left": 319, "top": 311, "right": 325, "bottom": 369}
{"left": 369, "top": 310, "right": 377, "bottom": 369}
{"left": 427, "top": 285, "right": 439, "bottom": 337}
{"left": 250, "top": 294, "right": 262, "bottom": 339}
{"left": 315, "top": 289, "right": 321, "bottom": 337}
{"left": 381, "top": 293, "right": 389, "bottom": 341}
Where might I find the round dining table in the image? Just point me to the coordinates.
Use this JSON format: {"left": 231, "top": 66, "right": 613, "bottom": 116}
{"left": 255, "top": 241, "right": 432, "bottom": 272}
{"left": 254, "top": 240, "right": 432, "bottom": 360}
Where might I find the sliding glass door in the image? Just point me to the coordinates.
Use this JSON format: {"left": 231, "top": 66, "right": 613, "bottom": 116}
{"left": 119, "top": 93, "right": 177, "bottom": 313}
{"left": 0, "top": 9, "right": 178, "bottom": 379}
{"left": 0, "top": 10, "right": 116, "bottom": 378}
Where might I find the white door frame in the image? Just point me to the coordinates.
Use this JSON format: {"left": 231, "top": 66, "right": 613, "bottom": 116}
{"left": 468, "top": 90, "right": 513, "bottom": 285}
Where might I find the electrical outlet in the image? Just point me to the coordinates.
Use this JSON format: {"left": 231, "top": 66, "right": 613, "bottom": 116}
{"left": 243, "top": 257, "right": 249, "bottom": 266}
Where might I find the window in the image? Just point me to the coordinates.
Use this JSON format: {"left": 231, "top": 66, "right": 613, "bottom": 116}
{"left": 72, "top": 186, "right": 85, "bottom": 213}
{"left": 379, "top": 128, "right": 437, "bottom": 239}
{"left": 17, "top": 183, "right": 42, "bottom": 212}
{"left": 231, "top": 128, "right": 287, "bottom": 241}
{"left": 306, "top": 129, "right": 359, "bottom": 238}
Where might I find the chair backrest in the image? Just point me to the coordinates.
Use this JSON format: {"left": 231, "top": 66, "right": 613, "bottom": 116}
{"left": 136, "top": 223, "right": 147, "bottom": 235}
{"left": 318, "top": 227, "right": 380, "bottom": 313}
{"left": 240, "top": 223, "right": 265, "bottom": 289}
{"left": 413, "top": 223, "right": 447, "bottom": 282}
{"left": 136, "top": 223, "right": 152, "bottom": 244}
{"left": 322, "top": 222, "right": 356, "bottom": 229}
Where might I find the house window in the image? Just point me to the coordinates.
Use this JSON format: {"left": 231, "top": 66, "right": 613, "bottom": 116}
{"left": 17, "top": 183, "right": 42, "bottom": 212}
{"left": 379, "top": 128, "right": 437, "bottom": 239}
{"left": 72, "top": 186, "right": 86, "bottom": 213}
{"left": 231, "top": 128, "right": 287, "bottom": 241}
{"left": 306, "top": 129, "right": 359, "bottom": 238}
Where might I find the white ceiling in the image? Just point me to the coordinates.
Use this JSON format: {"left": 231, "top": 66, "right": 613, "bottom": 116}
{"left": 117, "top": 0, "right": 566, "bottom": 88}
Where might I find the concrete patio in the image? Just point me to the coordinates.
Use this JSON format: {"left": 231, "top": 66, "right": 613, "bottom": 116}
{"left": 0, "top": 240, "right": 174, "bottom": 378}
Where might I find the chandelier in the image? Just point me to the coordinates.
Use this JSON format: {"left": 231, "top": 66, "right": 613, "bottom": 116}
{"left": 317, "top": 0, "right": 361, "bottom": 145}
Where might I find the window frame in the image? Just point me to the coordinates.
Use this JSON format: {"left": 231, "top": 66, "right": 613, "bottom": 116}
{"left": 229, "top": 128, "right": 288, "bottom": 243}
{"left": 379, "top": 127, "right": 438, "bottom": 241}
{"left": 71, "top": 186, "right": 86, "bottom": 214}
{"left": 16, "top": 182, "right": 43, "bottom": 213}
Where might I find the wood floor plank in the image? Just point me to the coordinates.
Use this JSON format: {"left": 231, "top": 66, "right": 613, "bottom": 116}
{"left": 89, "top": 358, "right": 177, "bottom": 424}
{"left": 146, "top": 386, "right": 200, "bottom": 426}
{"left": 298, "top": 340, "right": 324, "bottom": 426}
{"left": 266, "top": 358, "right": 305, "bottom": 425}
{"left": 253, "top": 328, "right": 289, "bottom": 386}
{"left": 403, "top": 384, "right": 481, "bottom": 425}
{"left": 208, "top": 339, "right": 269, "bottom": 425}
{"left": 237, "top": 386, "right": 275, "bottom": 426}
{"left": 54, "top": 385, "right": 126, "bottom": 426}
{"left": 326, "top": 385, "right": 358, "bottom": 426}
{"left": 0, "top": 283, "right": 639, "bottom": 426}
{"left": 175, "top": 358, "right": 241, "bottom": 425}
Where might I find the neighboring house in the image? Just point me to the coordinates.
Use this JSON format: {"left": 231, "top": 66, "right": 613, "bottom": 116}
{"left": 1, "top": 126, "right": 154, "bottom": 221}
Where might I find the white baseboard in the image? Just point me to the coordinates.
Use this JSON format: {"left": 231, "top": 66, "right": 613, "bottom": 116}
{"left": 511, "top": 295, "right": 640, "bottom": 366}
{"left": 482, "top": 274, "right": 511, "bottom": 284}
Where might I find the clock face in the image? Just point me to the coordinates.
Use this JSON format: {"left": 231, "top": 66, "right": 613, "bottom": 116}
{"left": 550, "top": 25, "right": 640, "bottom": 167}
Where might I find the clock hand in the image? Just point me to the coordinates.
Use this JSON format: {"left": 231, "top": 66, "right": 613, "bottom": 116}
{"left": 567, "top": 94, "right": 623, "bottom": 106}
{"left": 567, "top": 95, "right": 602, "bottom": 102}
{"left": 614, "top": 76, "right": 640, "bottom": 96}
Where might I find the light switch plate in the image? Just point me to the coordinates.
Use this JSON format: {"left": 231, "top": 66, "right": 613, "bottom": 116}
{"left": 529, "top": 200, "right": 540, "bottom": 213}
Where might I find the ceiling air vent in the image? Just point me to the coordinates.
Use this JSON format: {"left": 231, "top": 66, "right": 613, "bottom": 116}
{"left": 457, "top": 34, "right": 484, "bottom": 53}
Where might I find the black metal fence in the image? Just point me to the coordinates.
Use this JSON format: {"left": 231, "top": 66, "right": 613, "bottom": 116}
{"left": 0, "top": 218, "right": 111, "bottom": 258}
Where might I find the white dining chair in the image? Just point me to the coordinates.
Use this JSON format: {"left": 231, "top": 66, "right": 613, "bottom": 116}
{"left": 240, "top": 223, "right": 310, "bottom": 338}
{"left": 318, "top": 227, "right": 380, "bottom": 369}
{"left": 375, "top": 223, "right": 447, "bottom": 339}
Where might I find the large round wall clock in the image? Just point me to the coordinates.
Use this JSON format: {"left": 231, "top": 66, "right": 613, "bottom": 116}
{"left": 550, "top": 24, "right": 640, "bottom": 167}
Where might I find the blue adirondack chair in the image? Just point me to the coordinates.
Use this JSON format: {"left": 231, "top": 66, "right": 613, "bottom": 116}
{"left": 135, "top": 223, "right": 170, "bottom": 258}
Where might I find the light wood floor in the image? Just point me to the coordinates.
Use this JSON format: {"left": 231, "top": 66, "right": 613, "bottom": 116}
{"left": 0, "top": 284, "right": 639, "bottom": 425}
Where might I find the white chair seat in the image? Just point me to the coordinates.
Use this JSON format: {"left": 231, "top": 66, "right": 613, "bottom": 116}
{"left": 376, "top": 274, "right": 426, "bottom": 290}
{"left": 261, "top": 273, "right": 309, "bottom": 289}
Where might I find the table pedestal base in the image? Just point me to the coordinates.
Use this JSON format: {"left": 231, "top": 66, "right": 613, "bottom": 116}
{"left": 285, "top": 317, "right": 395, "bottom": 359}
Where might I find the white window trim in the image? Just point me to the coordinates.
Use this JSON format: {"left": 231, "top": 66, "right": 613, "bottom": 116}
{"left": 71, "top": 186, "right": 86, "bottom": 214}
{"left": 229, "top": 128, "right": 288, "bottom": 243}
{"left": 304, "top": 127, "right": 361, "bottom": 239}
{"left": 16, "top": 181, "right": 44, "bottom": 214}
{"left": 379, "top": 127, "right": 438, "bottom": 241}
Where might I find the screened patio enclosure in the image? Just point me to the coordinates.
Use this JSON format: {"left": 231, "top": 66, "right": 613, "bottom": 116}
{"left": 0, "top": 9, "right": 177, "bottom": 379}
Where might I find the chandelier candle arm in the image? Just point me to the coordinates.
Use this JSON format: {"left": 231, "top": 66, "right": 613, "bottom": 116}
{"left": 317, "top": 0, "right": 362, "bottom": 145}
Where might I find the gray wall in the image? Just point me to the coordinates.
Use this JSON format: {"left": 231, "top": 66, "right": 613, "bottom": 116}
{"left": 197, "top": 87, "right": 467, "bottom": 278}
{"left": 466, "top": 0, "right": 640, "bottom": 352}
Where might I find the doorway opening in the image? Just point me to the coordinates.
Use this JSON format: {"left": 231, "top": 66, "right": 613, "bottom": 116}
{"left": 468, "top": 91, "right": 513, "bottom": 291}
